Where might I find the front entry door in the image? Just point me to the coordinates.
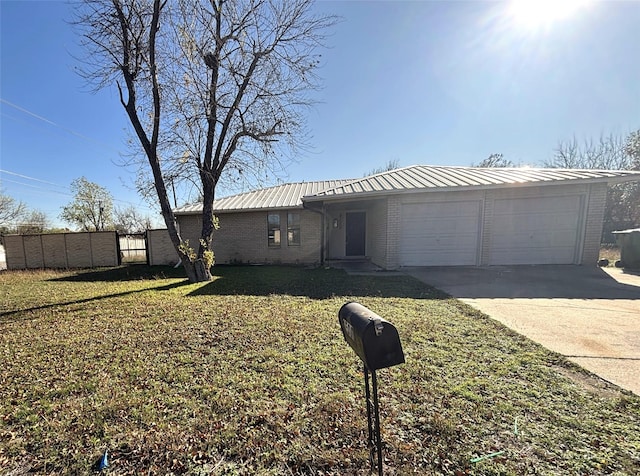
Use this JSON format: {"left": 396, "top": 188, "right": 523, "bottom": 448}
{"left": 345, "top": 211, "right": 366, "bottom": 256}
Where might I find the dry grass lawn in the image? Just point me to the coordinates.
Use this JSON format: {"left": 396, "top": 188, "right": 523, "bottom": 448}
{"left": 1, "top": 266, "right": 639, "bottom": 475}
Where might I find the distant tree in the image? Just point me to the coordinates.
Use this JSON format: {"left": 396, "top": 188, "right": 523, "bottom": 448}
{"left": 365, "top": 159, "right": 401, "bottom": 176}
{"left": 114, "top": 205, "right": 153, "bottom": 234}
{"left": 546, "top": 134, "right": 630, "bottom": 170}
{"left": 73, "top": 0, "right": 337, "bottom": 282}
{"left": 475, "top": 153, "right": 514, "bottom": 168}
{"left": 16, "top": 210, "right": 49, "bottom": 235}
{"left": 625, "top": 129, "right": 640, "bottom": 168}
{"left": 544, "top": 131, "right": 640, "bottom": 241}
{"left": 0, "top": 190, "right": 26, "bottom": 231}
{"left": 60, "top": 177, "right": 114, "bottom": 231}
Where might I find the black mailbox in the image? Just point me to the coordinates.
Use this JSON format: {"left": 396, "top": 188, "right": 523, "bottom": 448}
{"left": 338, "top": 302, "right": 405, "bottom": 371}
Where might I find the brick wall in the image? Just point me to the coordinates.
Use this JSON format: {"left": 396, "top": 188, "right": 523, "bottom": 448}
{"left": 385, "top": 196, "right": 401, "bottom": 269}
{"left": 176, "top": 208, "right": 322, "bottom": 265}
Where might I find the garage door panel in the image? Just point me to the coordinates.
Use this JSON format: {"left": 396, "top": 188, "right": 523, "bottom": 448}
{"left": 494, "top": 195, "right": 579, "bottom": 214}
{"left": 492, "top": 229, "right": 579, "bottom": 248}
{"left": 400, "top": 201, "right": 480, "bottom": 266}
{"left": 489, "top": 195, "right": 582, "bottom": 265}
{"left": 494, "top": 213, "right": 579, "bottom": 232}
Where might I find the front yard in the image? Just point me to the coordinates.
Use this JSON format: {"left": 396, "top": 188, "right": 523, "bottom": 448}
{"left": 1, "top": 266, "right": 638, "bottom": 475}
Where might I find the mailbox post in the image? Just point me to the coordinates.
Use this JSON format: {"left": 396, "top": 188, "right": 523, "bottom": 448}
{"left": 338, "top": 302, "right": 405, "bottom": 476}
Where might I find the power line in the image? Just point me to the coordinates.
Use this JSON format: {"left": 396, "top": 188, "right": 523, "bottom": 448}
{"left": 0, "top": 97, "right": 122, "bottom": 153}
{"left": 0, "top": 178, "right": 73, "bottom": 197}
{"left": 1, "top": 170, "right": 159, "bottom": 213}
{"left": 0, "top": 169, "right": 68, "bottom": 188}
{"left": 0, "top": 98, "right": 57, "bottom": 126}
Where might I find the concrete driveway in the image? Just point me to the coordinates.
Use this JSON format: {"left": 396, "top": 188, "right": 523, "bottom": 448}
{"left": 403, "top": 265, "right": 640, "bottom": 395}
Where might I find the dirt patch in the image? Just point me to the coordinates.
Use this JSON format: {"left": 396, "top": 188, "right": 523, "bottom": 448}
{"left": 554, "top": 364, "right": 625, "bottom": 399}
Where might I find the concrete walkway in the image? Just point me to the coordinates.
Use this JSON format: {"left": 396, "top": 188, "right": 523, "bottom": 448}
{"left": 403, "top": 265, "right": 640, "bottom": 395}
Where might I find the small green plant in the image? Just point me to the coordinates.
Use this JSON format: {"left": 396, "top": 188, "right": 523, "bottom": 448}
{"left": 178, "top": 239, "right": 215, "bottom": 269}
{"left": 178, "top": 239, "right": 197, "bottom": 261}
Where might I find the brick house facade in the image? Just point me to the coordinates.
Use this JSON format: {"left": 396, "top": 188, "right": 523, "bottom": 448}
{"left": 173, "top": 166, "right": 639, "bottom": 269}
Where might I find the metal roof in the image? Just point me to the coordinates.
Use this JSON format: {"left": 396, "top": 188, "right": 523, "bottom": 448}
{"left": 174, "top": 165, "right": 640, "bottom": 214}
{"left": 305, "top": 165, "right": 640, "bottom": 201}
{"left": 174, "top": 180, "right": 353, "bottom": 215}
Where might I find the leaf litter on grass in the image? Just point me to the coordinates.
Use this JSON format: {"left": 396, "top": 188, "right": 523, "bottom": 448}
{"left": 1, "top": 266, "right": 639, "bottom": 475}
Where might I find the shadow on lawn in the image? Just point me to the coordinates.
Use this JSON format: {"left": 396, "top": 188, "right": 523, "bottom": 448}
{"left": 188, "top": 265, "right": 445, "bottom": 299}
{"left": 46, "top": 264, "right": 445, "bottom": 299}
{"left": 1, "top": 280, "right": 190, "bottom": 323}
{"left": 51, "top": 264, "right": 187, "bottom": 282}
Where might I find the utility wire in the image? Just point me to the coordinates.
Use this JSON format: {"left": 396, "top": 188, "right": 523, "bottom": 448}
{"left": 1, "top": 170, "right": 159, "bottom": 213}
{"left": 0, "top": 98, "right": 122, "bottom": 153}
{"left": 0, "top": 169, "right": 69, "bottom": 189}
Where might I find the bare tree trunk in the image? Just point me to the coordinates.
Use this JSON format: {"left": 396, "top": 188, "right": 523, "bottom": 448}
{"left": 182, "top": 259, "right": 211, "bottom": 283}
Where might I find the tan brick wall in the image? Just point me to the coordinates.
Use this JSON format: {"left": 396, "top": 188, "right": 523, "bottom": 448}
{"left": 385, "top": 196, "right": 401, "bottom": 269}
{"left": 582, "top": 182, "right": 608, "bottom": 265}
{"left": 177, "top": 209, "right": 322, "bottom": 265}
{"left": 147, "top": 229, "right": 180, "bottom": 266}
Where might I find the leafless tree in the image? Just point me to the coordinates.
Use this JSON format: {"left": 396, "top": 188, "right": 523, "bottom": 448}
{"left": 16, "top": 210, "right": 50, "bottom": 235}
{"left": 114, "top": 205, "right": 153, "bottom": 234}
{"left": 545, "top": 131, "right": 640, "bottom": 241}
{"left": 0, "top": 190, "right": 27, "bottom": 230}
{"left": 475, "top": 153, "right": 514, "bottom": 168}
{"left": 72, "top": 0, "right": 337, "bottom": 282}
{"left": 364, "top": 159, "right": 400, "bottom": 177}
{"left": 545, "top": 133, "right": 631, "bottom": 170}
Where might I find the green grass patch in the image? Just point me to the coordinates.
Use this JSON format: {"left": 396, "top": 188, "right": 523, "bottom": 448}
{"left": 1, "top": 266, "right": 639, "bottom": 475}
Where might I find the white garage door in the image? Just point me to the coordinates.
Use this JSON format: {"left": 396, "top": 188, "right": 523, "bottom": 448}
{"left": 489, "top": 195, "right": 583, "bottom": 265}
{"left": 399, "top": 201, "right": 481, "bottom": 266}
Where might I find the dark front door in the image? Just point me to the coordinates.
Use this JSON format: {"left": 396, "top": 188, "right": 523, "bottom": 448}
{"left": 345, "top": 211, "right": 366, "bottom": 256}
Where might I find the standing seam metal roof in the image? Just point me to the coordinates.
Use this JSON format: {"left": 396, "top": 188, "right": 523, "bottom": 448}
{"left": 173, "top": 180, "right": 354, "bottom": 214}
{"left": 173, "top": 165, "right": 640, "bottom": 214}
{"left": 306, "top": 165, "right": 640, "bottom": 200}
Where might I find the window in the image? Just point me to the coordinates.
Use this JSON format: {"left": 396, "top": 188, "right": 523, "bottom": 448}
{"left": 268, "top": 214, "right": 281, "bottom": 247}
{"left": 287, "top": 212, "right": 301, "bottom": 246}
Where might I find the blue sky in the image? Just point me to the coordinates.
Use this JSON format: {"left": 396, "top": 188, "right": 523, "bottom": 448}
{"left": 1, "top": 0, "right": 639, "bottom": 228}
